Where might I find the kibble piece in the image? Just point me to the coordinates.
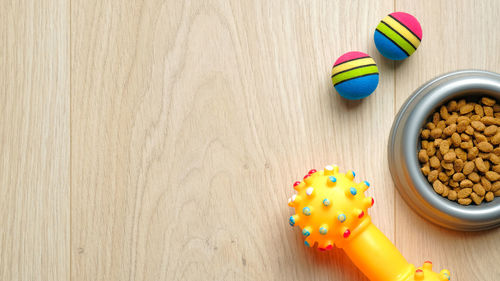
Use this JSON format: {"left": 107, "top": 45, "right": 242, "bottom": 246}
{"left": 491, "top": 132, "right": 500, "bottom": 145}
{"left": 484, "top": 106, "right": 494, "bottom": 117}
{"left": 421, "top": 129, "right": 430, "bottom": 139}
{"left": 445, "top": 168, "right": 455, "bottom": 176}
{"left": 482, "top": 97, "right": 496, "bottom": 106}
{"left": 478, "top": 152, "right": 490, "bottom": 160}
{"left": 443, "top": 151, "right": 456, "bottom": 162}
{"left": 418, "top": 149, "right": 428, "bottom": 163}
{"left": 465, "top": 125, "right": 475, "bottom": 135}
{"left": 460, "top": 140, "right": 473, "bottom": 149}
{"left": 494, "top": 147, "right": 500, "bottom": 156}
{"left": 468, "top": 172, "right": 480, "bottom": 183}
{"left": 471, "top": 114, "right": 481, "bottom": 121}
{"left": 430, "top": 128, "right": 443, "bottom": 139}
{"left": 455, "top": 148, "right": 467, "bottom": 161}
{"left": 421, "top": 165, "right": 430, "bottom": 176}
{"left": 433, "top": 180, "right": 445, "bottom": 194}
{"left": 495, "top": 190, "right": 500, "bottom": 196}
{"left": 439, "top": 140, "right": 450, "bottom": 154}
{"left": 421, "top": 140, "right": 429, "bottom": 149}
{"left": 443, "top": 124, "right": 456, "bottom": 136}
{"left": 432, "top": 112, "right": 441, "bottom": 124}
{"left": 434, "top": 138, "right": 443, "bottom": 146}
{"left": 475, "top": 104, "right": 485, "bottom": 116}
{"left": 463, "top": 161, "right": 475, "bottom": 175}
{"left": 426, "top": 122, "right": 436, "bottom": 130}
{"left": 473, "top": 183, "right": 486, "bottom": 196}
{"left": 428, "top": 170, "right": 439, "bottom": 182}
{"left": 447, "top": 190, "right": 458, "bottom": 201}
{"left": 474, "top": 132, "right": 488, "bottom": 143}
{"left": 467, "top": 147, "right": 479, "bottom": 160}
{"left": 461, "top": 133, "right": 471, "bottom": 141}
{"left": 438, "top": 172, "right": 448, "bottom": 182}
{"left": 484, "top": 160, "right": 490, "bottom": 171}
{"left": 441, "top": 160, "right": 453, "bottom": 170}
{"left": 421, "top": 166, "right": 430, "bottom": 176}
{"left": 445, "top": 115, "right": 458, "bottom": 125}
{"left": 452, "top": 159, "right": 464, "bottom": 172}
{"left": 452, "top": 173, "right": 465, "bottom": 181}
{"left": 481, "top": 116, "right": 496, "bottom": 125}
{"left": 470, "top": 192, "right": 484, "bottom": 205}
{"left": 474, "top": 157, "right": 488, "bottom": 172}
{"left": 490, "top": 154, "right": 500, "bottom": 164}
{"left": 477, "top": 141, "right": 493, "bottom": 152}
{"left": 484, "top": 125, "right": 497, "bottom": 136}
{"left": 492, "top": 181, "right": 500, "bottom": 192}
{"left": 440, "top": 105, "right": 450, "bottom": 119}
{"left": 448, "top": 100, "right": 458, "bottom": 111}
{"left": 449, "top": 180, "right": 459, "bottom": 188}
{"left": 485, "top": 171, "right": 500, "bottom": 181}
{"left": 458, "top": 187, "right": 473, "bottom": 197}
{"left": 427, "top": 144, "right": 436, "bottom": 156}
{"left": 458, "top": 198, "right": 472, "bottom": 205}
{"left": 457, "top": 120, "right": 468, "bottom": 133}
{"left": 451, "top": 133, "right": 461, "bottom": 146}
{"left": 493, "top": 164, "right": 500, "bottom": 173}
{"left": 485, "top": 191, "right": 495, "bottom": 202}
{"left": 471, "top": 120, "right": 485, "bottom": 131}
{"left": 429, "top": 156, "right": 440, "bottom": 169}
{"left": 460, "top": 104, "right": 474, "bottom": 114}
{"left": 481, "top": 177, "right": 492, "bottom": 191}
{"left": 437, "top": 120, "right": 446, "bottom": 130}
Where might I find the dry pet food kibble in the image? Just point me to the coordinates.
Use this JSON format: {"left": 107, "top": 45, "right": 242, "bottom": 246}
{"left": 418, "top": 96, "right": 500, "bottom": 205}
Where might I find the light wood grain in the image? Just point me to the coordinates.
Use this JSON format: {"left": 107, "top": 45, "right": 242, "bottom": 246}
{"left": 394, "top": 1, "right": 500, "bottom": 280}
{"left": 70, "top": 1, "right": 394, "bottom": 280}
{"left": 0, "top": 0, "right": 70, "bottom": 280}
{"left": 2, "top": 0, "right": 500, "bottom": 280}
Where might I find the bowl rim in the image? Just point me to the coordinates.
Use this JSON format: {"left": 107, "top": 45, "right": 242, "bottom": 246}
{"left": 389, "top": 69, "right": 500, "bottom": 231}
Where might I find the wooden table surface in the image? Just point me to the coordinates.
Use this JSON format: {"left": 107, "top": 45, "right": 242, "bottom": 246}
{"left": 1, "top": 1, "right": 499, "bottom": 280}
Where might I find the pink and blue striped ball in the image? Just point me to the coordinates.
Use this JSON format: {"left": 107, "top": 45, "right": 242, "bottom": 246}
{"left": 331, "top": 51, "right": 379, "bottom": 100}
{"left": 374, "top": 12, "right": 423, "bottom": 60}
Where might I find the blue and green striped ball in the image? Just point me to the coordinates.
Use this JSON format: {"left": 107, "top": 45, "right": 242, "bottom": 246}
{"left": 331, "top": 51, "right": 379, "bottom": 100}
{"left": 374, "top": 12, "right": 422, "bottom": 60}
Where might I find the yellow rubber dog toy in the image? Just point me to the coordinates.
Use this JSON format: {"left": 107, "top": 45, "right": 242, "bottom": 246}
{"left": 288, "top": 165, "right": 451, "bottom": 281}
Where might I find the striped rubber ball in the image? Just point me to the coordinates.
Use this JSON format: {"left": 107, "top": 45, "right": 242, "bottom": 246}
{"left": 374, "top": 12, "right": 422, "bottom": 60}
{"left": 331, "top": 51, "right": 379, "bottom": 100}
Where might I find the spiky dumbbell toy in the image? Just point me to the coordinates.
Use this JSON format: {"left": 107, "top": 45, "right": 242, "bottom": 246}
{"left": 288, "top": 165, "right": 451, "bottom": 281}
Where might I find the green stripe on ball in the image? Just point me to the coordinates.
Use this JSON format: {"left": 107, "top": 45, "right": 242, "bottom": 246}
{"left": 376, "top": 22, "right": 415, "bottom": 56}
{"left": 332, "top": 65, "right": 378, "bottom": 86}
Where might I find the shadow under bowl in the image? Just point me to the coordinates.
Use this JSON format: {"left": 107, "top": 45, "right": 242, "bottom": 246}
{"left": 388, "top": 70, "right": 500, "bottom": 231}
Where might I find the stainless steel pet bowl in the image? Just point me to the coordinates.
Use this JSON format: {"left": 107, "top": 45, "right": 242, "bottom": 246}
{"left": 388, "top": 70, "right": 500, "bottom": 231}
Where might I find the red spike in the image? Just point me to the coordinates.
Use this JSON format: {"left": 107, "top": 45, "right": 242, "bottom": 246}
{"left": 325, "top": 244, "right": 333, "bottom": 250}
{"left": 343, "top": 229, "right": 351, "bottom": 238}
{"left": 293, "top": 181, "right": 301, "bottom": 187}
{"left": 303, "top": 174, "right": 310, "bottom": 180}
{"left": 371, "top": 197, "right": 375, "bottom": 206}
{"left": 318, "top": 247, "right": 326, "bottom": 251}
{"left": 424, "top": 261, "right": 432, "bottom": 264}
{"left": 308, "top": 169, "right": 317, "bottom": 174}
{"left": 358, "top": 211, "right": 364, "bottom": 218}
{"left": 416, "top": 269, "right": 423, "bottom": 273}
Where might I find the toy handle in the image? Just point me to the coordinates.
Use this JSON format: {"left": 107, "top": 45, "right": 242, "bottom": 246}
{"left": 343, "top": 222, "right": 415, "bottom": 281}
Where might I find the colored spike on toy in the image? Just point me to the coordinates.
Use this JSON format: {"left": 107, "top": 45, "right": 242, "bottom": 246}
{"left": 287, "top": 165, "right": 450, "bottom": 281}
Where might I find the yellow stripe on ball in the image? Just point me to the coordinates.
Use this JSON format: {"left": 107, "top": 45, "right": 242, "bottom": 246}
{"left": 331, "top": 57, "right": 376, "bottom": 77}
{"left": 382, "top": 16, "right": 421, "bottom": 49}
